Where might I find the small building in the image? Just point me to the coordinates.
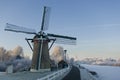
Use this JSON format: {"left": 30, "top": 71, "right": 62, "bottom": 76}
{"left": 58, "top": 60, "right": 68, "bottom": 69}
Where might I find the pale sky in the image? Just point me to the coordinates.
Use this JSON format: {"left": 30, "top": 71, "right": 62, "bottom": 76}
{"left": 0, "top": 0, "right": 120, "bottom": 59}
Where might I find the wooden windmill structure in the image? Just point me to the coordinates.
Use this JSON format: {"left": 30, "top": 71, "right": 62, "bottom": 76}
{"left": 5, "top": 6, "right": 76, "bottom": 72}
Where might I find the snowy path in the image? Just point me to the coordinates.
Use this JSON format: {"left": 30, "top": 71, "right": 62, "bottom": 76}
{"left": 62, "top": 66, "right": 81, "bottom": 80}
{"left": 81, "top": 64, "right": 120, "bottom": 80}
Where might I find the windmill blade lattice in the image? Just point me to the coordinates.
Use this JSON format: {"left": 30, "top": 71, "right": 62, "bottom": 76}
{"left": 40, "top": 6, "right": 51, "bottom": 31}
{"left": 5, "top": 23, "right": 36, "bottom": 34}
{"left": 48, "top": 33, "right": 76, "bottom": 45}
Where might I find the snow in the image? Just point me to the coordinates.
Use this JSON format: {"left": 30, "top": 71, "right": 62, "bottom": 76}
{"left": 0, "top": 71, "right": 53, "bottom": 80}
{"left": 81, "top": 64, "right": 120, "bottom": 80}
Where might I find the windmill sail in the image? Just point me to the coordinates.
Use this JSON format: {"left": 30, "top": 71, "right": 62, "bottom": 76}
{"left": 48, "top": 33, "right": 76, "bottom": 45}
{"left": 5, "top": 23, "right": 36, "bottom": 34}
{"left": 41, "top": 6, "right": 51, "bottom": 31}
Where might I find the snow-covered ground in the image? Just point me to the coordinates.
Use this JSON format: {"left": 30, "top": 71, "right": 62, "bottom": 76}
{"left": 0, "top": 72, "right": 6, "bottom": 75}
{"left": 81, "top": 64, "right": 120, "bottom": 80}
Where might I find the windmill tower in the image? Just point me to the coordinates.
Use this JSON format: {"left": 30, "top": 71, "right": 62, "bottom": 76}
{"left": 5, "top": 6, "right": 76, "bottom": 72}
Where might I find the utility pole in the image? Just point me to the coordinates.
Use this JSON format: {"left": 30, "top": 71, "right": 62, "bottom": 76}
{"left": 64, "top": 50, "right": 67, "bottom": 62}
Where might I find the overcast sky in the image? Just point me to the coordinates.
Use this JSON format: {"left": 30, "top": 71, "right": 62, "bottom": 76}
{"left": 0, "top": 0, "right": 120, "bottom": 59}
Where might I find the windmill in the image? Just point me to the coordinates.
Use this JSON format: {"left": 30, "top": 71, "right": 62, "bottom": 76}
{"left": 5, "top": 6, "right": 76, "bottom": 72}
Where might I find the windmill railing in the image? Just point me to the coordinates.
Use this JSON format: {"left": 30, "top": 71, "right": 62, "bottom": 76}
{"left": 37, "top": 66, "right": 71, "bottom": 80}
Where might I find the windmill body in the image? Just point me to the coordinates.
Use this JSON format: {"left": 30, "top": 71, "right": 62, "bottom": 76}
{"left": 31, "top": 33, "right": 51, "bottom": 71}
{"left": 5, "top": 6, "right": 76, "bottom": 72}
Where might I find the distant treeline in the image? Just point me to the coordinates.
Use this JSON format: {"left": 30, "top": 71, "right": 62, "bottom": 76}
{"left": 0, "top": 46, "right": 31, "bottom": 72}
{"left": 77, "top": 58, "right": 120, "bottom": 67}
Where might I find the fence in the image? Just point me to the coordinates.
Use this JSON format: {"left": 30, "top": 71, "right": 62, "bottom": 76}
{"left": 37, "top": 66, "right": 71, "bottom": 80}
